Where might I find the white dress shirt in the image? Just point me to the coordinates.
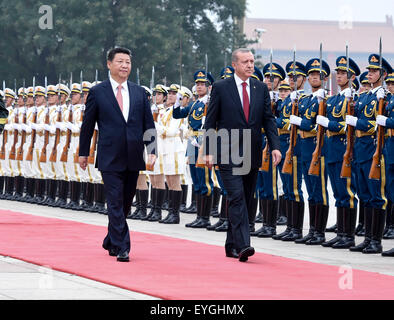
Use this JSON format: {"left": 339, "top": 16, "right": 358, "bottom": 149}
{"left": 234, "top": 73, "right": 250, "bottom": 108}
{"left": 109, "top": 75, "right": 130, "bottom": 121}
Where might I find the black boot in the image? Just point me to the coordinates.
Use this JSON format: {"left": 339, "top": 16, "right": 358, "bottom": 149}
{"left": 215, "top": 195, "right": 229, "bottom": 232}
{"left": 54, "top": 180, "right": 69, "bottom": 208}
{"left": 128, "top": 189, "right": 142, "bottom": 219}
{"left": 332, "top": 207, "right": 357, "bottom": 249}
{"left": 43, "top": 180, "right": 57, "bottom": 206}
{"left": 161, "top": 190, "right": 182, "bottom": 224}
{"left": 179, "top": 184, "right": 188, "bottom": 213}
{"left": 382, "top": 248, "right": 394, "bottom": 257}
{"left": 20, "top": 178, "right": 35, "bottom": 203}
{"left": 81, "top": 182, "right": 94, "bottom": 211}
{"left": 3, "top": 176, "right": 14, "bottom": 200}
{"left": 248, "top": 194, "right": 258, "bottom": 233}
{"left": 67, "top": 182, "right": 82, "bottom": 211}
{"left": 363, "top": 208, "right": 385, "bottom": 254}
{"left": 190, "top": 193, "right": 212, "bottom": 228}
{"left": 183, "top": 186, "right": 197, "bottom": 214}
{"left": 383, "top": 200, "right": 394, "bottom": 239}
{"left": 142, "top": 188, "right": 157, "bottom": 221}
{"left": 257, "top": 199, "right": 278, "bottom": 238}
{"left": 306, "top": 204, "right": 329, "bottom": 245}
{"left": 355, "top": 200, "right": 366, "bottom": 236}
{"left": 207, "top": 195, "right": 227, "bottom": 231}
{"left": 251, "top": 198, "right": 267, "bottom": 236}
{"left": 273, "top": 199, "right": 293, "bottom": 240}
{"left": 185, "top": 194, "right": 202, "bottom": 227}
{"left": 12, "top": 176, "right": 24, "bottom": 201}
{"left": 161, "top": 184, "right": 169, "bottom": 210}
{"left": 255, "top": 201, "right": 263, "bottom": 223}
{"left": 210, "top": 187, "right": 221, "bottom": 217}
{"left": 295, "top": 202, "right": 316, "bottom": 244}
{"left": 0, "top": 176, "right": 5, "bottom": 199}
{"left": 322, "top": 207, "right": 345, "bottom": 247}
{"left": 134, "top": 189, "right": 148, "bottom": 219}
{"left": 159, "top": 190, "right": 174, "bottom": 223}
{"left": 148, "top": 188, "right": 165, "bottom": 222}
{"left": 282, "top": 200, "right": 304, "bottom": 241}
{"left": 350, "top": 207, "right": 373, "bottom": 252}
{"left": 276, "top": 195, "right": 287, "bottom": 225}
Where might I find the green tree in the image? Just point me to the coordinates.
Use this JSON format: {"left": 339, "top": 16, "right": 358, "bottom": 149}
{"left": 0, "top": 0, "right": 252, "bottom": 90}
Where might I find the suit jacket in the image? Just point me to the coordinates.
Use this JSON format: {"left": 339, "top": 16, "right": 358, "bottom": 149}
{"left": 203, "top": 76, "right": 280, "bottom": 169}
{"left": 79, "top": 79, "right": 156, "bottom": 172}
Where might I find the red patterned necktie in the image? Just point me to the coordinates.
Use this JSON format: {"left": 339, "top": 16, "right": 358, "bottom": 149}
{"left": 116, "top": 84, "right": 123, "bottom": 112}
{"left": 242, "top": 82, "right": 249, "bottom": 122}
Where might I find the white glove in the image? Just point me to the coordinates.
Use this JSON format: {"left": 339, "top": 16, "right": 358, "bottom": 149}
{"left": 343, "top": 88, "right": 354, "bottom": 99}
{"left": 376, "top": 115, "right": 388, "bottom": 127}
{"left": 47, "top": 125, "right": 56, "bottom": 134}
{"left": 316, "top": 89, "right": 326, "bottom": 103}
{"left": 376, "top": 88, "right": 385, "bottom": 100}
{"left": 21, "top": 123, "right": 32, "bottom": 133}
{"left": 290, "top": 91, "right": 298, "bottom": 102}
{"left": 14, "top": 124, "right": 22, "bottom": 131}
{"left": 191, "top": 139, "right": 201, "bottom": 148}
{"left": 345, "top": 115, "right": 358, "bottom": 127}
{"left": 271, "top": 91, "right": 279, "bottom": 102}
{"left": 290, "top": 115, "right": 302, "bottom": 126}
{"left": 4, "top": 124, "right": 11, "bottom": 131}
{"left": 151, "top": 104, "right": 158, "bottom": 113}
{"left": 174, "top": 92, "right": 183, "bottom": 109}
{"left": 55, "top": 122, "right": 66, "bottom": 131}
{"left": 316, "top": 115, "right": 329, "bottom": 128}
{"left": 31, "top": 123, "right": 38, "bottom": 131}
{"left": 199, "top": 95, "right": 209, "bottom": 105}
{"left": 65, "top": 122, "right": 74, "bottom": 131}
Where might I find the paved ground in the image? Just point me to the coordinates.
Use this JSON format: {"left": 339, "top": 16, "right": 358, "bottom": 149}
{"left": 0, "top": 180, "right": 393, "bottom": 300}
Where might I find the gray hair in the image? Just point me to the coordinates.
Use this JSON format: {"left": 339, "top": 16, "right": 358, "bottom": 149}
{"left": 232, "top": 48, "right": 253, "bottom": 62}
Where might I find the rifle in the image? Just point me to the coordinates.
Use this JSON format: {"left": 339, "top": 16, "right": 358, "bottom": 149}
{"left": 9, "top": 102, "right": 20, "bottom": 160}
{"left": 39, "top": 76, "right": 50, "bottom": 163}
{"left": 261, "top": 49, "right": 274, "bottom": 172}
{"left": 340, "top": 44, "right": 355, "bottom": 178}
{"left": 369, "top": 37, "right": 386, "bottom": 180}
{"left": 0, "top": 81, "right": 7, "bottom": 160}
{"left": 49, "top": 76, "right": 63, "bottom": 162}
{"left": 60, "top": 73, "right": 73, "bottom": 162}
{"left": 282, "top": 48, "right": 298, "bottom": 175}
{"left": 25, "top": 77, "right": 37, "bottom": 161}
{"left": 308, "top": 43, "right": 326, "bottom": 176}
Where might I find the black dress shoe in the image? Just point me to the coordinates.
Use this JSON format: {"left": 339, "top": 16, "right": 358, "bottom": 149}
{"left": 109, "top": 248, "right": 118, "bottom": 256}
{"left": 238, "top": 247, "right": 255, "bottom": 262}
{"left": 225, "top": 248, "right": 239, "bottom": 259}
{"left": 117, "top": 251, "right": 130, "bottom": 262}
{"left": 382, "top": 248, "right": 394, "bottom": 257}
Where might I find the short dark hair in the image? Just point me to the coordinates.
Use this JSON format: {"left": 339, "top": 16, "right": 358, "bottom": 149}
{"left": 107, "top": 47, "right": 132, "bottom": 62}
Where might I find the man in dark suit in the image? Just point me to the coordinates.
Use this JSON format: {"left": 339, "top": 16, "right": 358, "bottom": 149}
{"left": 79, "top": 47, "right": 156, "bottom": 262}
{"left": 203, "top": 48, "right": 281, "bottom": 262}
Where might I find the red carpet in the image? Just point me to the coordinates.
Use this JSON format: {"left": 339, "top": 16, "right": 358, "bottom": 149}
{"left": 0, "top": 210, "right": 394, "bottom": 300}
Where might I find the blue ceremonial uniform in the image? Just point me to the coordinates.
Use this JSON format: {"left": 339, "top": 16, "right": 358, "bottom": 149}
{"left": 173, "top": 98, "right": 213, "bottom": 196}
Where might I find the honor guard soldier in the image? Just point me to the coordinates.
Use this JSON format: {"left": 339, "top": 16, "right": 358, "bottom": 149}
{"left": 173, "top": 70, "right": 215, "bottom": 228}
{"left": 25, "top": 86, "right": 47, "bottom": 204}
{"left": 288, "top": 58, "right": 331, "bottom": 244}
{"left": 317, "top": 56, "right": 360, "bottom": 248}
{"left": 4, "top": 88, "right": 24, "bottom": 200}
{"left": 347, "top": 54, "right": 392, "bottom": 254}
{"left": 78, "top": 81, "right": 95, "bottom": 211}
{"left": 0, "top": 88, "right": 12, "bottom": 199}
{"left": 273, "top": 61, "right": 307, "bottom": 241}
{"left": 353, "top": 71, "right": 371, "bottom": 236}
{"left": 155, "top": 84, "right": 186, "bottom": 224}
{"left": 253, "top": 63, "right": 285, "bottom": 237}
{"left": 140, "top": 84, "right": 168, "bottom": 221}
{"left": 380, "top": 72, "right": 394, "bottom": 256}
{"left": 0, "top": 89, "right": 9, "bottom": 198}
